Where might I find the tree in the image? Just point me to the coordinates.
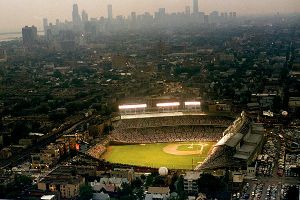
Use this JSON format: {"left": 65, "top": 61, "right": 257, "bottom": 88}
{"left": 198, "top": 173, "right": 222, "bottom": 196}
{"left": 79, "top": 184, "right": 93, "bottom": 200}
{"left": 169, "top": 174, "right": 178, "bottom": 193}
{"left": 14, "top": 174, "right": 32, "bottom": 187}
{"left": 140, "top": 174, "right": 146, "bottom": 181}
{"left": 134, "top": 187, "right": 145, "bottom": 200}
{"left": 152, "top": 175, "right": 165, "bottom": 187}
{"left": 103, "top": 125, "right": 113, "bottom": 135}
{"left": 175, "top": 175, "right": 187, "bottom": 200}
{"left": 11, "top": 121, "right": 31, "bottom": 142}
{"left": 53, "top": 70, "right": 63, "bottom": 78}
{"left": 286, "top": 185, "right": 298, "bottom": 200}
{"left": 131, "top": 178, "right": 145, "bottom": 200}
{"left": 1, "top": 175, "right": 33, "bottom": 198}
{"left": 145, "top": 174, "right": 154, "bottom": 187}
{"left": 131, "top": 177, "right": 143, "bottom": 188}
{"left": 118, "top": 182, "right": 136, "bottom": 200}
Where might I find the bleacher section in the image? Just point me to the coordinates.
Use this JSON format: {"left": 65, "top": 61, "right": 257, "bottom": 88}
{"left": 110, "top": 115, "right": 233, "bottom": 144}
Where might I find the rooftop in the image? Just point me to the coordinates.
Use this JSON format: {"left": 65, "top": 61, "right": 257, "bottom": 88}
{"left": 41, "top": 195, "right": 56, "bottom": 200}
{"left": 148, "top": 187, "right": 170, "bottom": 194}
{"left": 238, "top": 144, "right": 256, "bottom": 153}
{"left": 184, "top": 171, "right": 201, "bottom": 180}
{"left": 39, "top": 175, "right": 84, "bottom": 185}
{"left": 244, "top": 134, "right": 262, "bottom": 144}
{"left": 225, "top": 133, "right": 244, "bottom": 147}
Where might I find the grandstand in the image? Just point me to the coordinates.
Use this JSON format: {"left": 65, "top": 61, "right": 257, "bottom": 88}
{"left": 196, "top": 112, "right": 264, "bottom": 170}
{"left": 109, "top": 114, "right": 233, "bottom": 144}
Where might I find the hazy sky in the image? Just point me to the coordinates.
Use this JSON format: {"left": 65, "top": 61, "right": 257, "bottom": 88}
{"left": 0, "top": 0, "right": 299, "bottom": 32}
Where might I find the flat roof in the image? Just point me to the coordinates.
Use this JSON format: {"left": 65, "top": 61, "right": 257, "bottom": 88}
{"left": 238, "top": 144, "right": 256, "bottom": 153}
{"left": 184, "top": 171, "right": 202, "bottom": 180}
{"left": 245, "top": 134, "right": 262, "bottom": 144}
{"left": 233, "top": 133, "right": 262, "bottom": 160}
{"left": 41, "top": 195, "right": 56, "bottom": 200}
{"left": 233, "top": 153, "right": 250, "bottom": 160}
{"left": 148, "top": 187, "right": 170, "bottom": 194}
{"left": 40, "top": 175, "right": 83, "bottom": 185}
{"left": 225, "top": 133, "right": 244, "bottom": 147}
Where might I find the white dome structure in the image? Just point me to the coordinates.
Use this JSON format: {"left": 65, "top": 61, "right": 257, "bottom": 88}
{"left": 158, "top": 167, "right": 168, "bottom": 176}
{"left": 282, "top": 111, "right": 288, "bottom": 116}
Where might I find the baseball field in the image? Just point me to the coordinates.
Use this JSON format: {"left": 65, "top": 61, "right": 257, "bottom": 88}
{"left": 101, "top": 141, "right": 216, "bottom": 170}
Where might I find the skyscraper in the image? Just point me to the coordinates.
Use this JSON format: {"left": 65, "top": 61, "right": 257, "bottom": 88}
{"left": 233, "top": 12, "right": 237, "bottom": 18}
{"left": 43, "top": 18, "right": 48, "bottom": 33}
{"left": 72, "top": 4, "right": 81, "bottom": 25}
{"left": 22, "top": 25, "right": 37, "bottom": 48}
{"left": 82, "top": 10, "right": 89, "bottom": 22}
{"left": 107, "top": 4, "right": 113, "bottom": 20}
{"left": 193, "top": 0, "right": 199, "bottom": 14}
{"left": 158, "top": 8, "right": 166, "bottom": 17}
{"left": 185, "top": 6, "right": 191, "bottom": 16}
{"left": 131, "top": 12, "right": 137, "bottom": 21}
{"left": 204, "top": 15, "right": 209, "bottom": 24}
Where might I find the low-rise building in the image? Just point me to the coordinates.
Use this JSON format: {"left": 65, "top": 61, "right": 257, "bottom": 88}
{"left": 31, "top": 143, "right": 62, "bottom": 169}
{"left": 38, "top": 175, "right": 85, "bottom": 199}
{"left": 145, "top": 187, "right": 170, "bottom": 200}
{"left": 183, "top": 171, "right": 201, "bottom": 195}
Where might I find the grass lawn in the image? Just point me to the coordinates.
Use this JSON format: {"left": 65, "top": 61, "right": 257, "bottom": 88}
{"left": 101, "top": 141, "right": 215, "bottom": 170}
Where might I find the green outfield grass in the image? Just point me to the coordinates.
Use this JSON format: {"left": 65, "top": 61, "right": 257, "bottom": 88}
{"left": 101, "top": 141, "right": 216, "bottom": 170}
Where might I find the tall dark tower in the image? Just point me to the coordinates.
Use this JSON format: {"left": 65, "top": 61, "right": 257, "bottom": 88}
{"left": 43, "top": 18, "right": 48, "bottom": 33}
{"left": 107, "top": 4, "right": 113, "bottom": 20}
{"left": 82, "top": 10, "right": 89, "bottom": 22}
{"left": 185, "top": 6, "right": 191, "bottom": 16}
{"left": 72, "top": 4, "right": 81, "bottom": 25}
{"left": 193, "top": 0, "right": 199, "bottom": 14}
{"left": 22, "top": 25, "right": 37, "bottom": 48}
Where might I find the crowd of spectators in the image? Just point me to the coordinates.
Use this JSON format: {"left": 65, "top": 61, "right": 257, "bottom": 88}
{"left": 197, "top": 118, "right": 251, "bottom": 170}
{"left": 87, "top": 139, "right": 110, "bottom": 159}
{"left": 110, "top": 125, "right": 225, "bottom": 144}
{"left": 114, "top": 115, "right": 233, "bottom": 129}
{"left": 87, "top": 115, "right": 239, "bottom": 163}
{"left": 197, "top": 145, "right": 237, "bottom": 170}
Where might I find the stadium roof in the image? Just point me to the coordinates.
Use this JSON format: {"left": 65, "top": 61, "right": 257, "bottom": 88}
{"left": 233, "top": 134, "right": 262, "bottom": 160}
{"left": 233, "top": 153, "right": 251, "bottom": 160}
{"left": 224, "top": 133, "right": 244, "bottom": 147}
{"left": 244, "top": 134, "right": 262, "bottom": 144}
{"left": 238, "top": 144, "right": 256, "bottom": 153}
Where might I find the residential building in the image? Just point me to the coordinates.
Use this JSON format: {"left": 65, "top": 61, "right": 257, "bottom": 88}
{"left": 183, "top": 171, "right": 201, "bottom": 195}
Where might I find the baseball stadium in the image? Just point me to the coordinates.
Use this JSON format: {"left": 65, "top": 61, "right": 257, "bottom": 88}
{"left": 88, "top": 100, "right": 264, "bottom": 171}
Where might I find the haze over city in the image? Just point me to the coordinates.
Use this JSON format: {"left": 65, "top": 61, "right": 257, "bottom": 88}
{"left": 0, "top": 0, "right": 300, "bottom": 32}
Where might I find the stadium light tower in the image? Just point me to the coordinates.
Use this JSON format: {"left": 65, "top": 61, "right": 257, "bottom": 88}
{"left": 156, "top": 102, "right": 180, "bottom": 113}
{"left": 156, "top": 102, "right": 180, "bottom": 107}
{"left": 184, "top": 101, "right": 201, "bottom": 106}
{"left": 118, "top": 104, "right": 147, "bottom": 109}
{"left": 118, "top": 104, "right": 147, "bottom": 115}
{"left": 184, "top": 101, "right": 201, "bottom": 112}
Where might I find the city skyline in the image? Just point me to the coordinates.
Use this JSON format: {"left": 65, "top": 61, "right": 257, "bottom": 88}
{"left": 0, "top": 0, "right": 300, "bottom": 32}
